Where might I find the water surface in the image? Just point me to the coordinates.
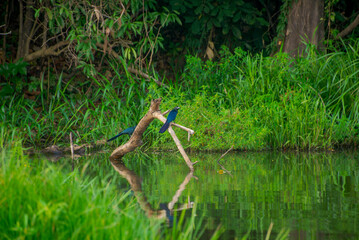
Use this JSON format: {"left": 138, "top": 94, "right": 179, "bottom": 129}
{"left": 122, "top": 151, "right": 359, "bottom": 239}
{"left": 57, "top": 150, "right": 359, "bottom": 239}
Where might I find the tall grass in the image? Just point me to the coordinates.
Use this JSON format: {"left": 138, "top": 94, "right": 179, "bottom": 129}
{"left": 148, "top": 43, "right": 359, "bottom": 150}
{"left": 1, "top": 42, "right": 358, "bottom": 151}
{"left": 0, "top": 62, "right": 149, "bottom": 149}
{"left": 0, "top": 144, "right": 214, "bottom": 239}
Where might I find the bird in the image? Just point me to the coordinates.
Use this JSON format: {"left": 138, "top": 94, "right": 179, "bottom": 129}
{"left": 160, "top": 203, "right": 174, "bottom": 226}
{"left": 107, "top": 126, "right": 136, "bottom": 142}
{"left": 159, "top": 107, "right": 180, "bottom": 133}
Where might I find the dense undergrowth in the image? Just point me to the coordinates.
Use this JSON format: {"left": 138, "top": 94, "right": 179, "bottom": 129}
{"left": 152, "top": 44, "right": 359, "bottom": 150}
{"left": 1, "top": 43, "right": 359, "bottom": 151}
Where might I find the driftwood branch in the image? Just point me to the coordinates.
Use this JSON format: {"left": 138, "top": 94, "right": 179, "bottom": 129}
{"left": 39, "top": 139, "right": 107, "bottom": 157}
{"left": 109, "top": 98, "right": 162, "bottom": 161}
{"left": 336, "top": 14, "right": 359, "bottom": 39}
{"left": 110, "top": 98, "right": 196, "bottom": 171}
{"left": 37, "top": 98, "right": 195, "bottom": 171}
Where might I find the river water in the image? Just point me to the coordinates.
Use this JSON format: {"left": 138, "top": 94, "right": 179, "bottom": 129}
{"left": 119, "top": 151, "right": 359, "bottom": 239}
{"left": 51, "top": 150, "right": 359, "bottom": 239}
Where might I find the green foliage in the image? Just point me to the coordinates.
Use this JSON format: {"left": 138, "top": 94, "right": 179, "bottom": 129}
{"left": 266, "top": 0, "right": 292, "bottom": 54}
{"left": 165, "top": 0, "right": 268, "bottom": 51}
{"left": 33, "top": 0, "right": 180, "bottom": 76}
{"left": 0, "top": 144, "right": 154, "bottom": 239}
{"left": 0, "top": 59, "right": 28, "bottom": 97}
{"left": 324, "top": 0, "right": 359, "bottom": 42}
{"left": 2, "top": 42, "right": 359, "bottom": 151}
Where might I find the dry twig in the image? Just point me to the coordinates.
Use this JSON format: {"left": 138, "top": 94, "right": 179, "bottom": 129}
{"left": 70, "top": 132, "right": 74, "bottom": 171}
{"left": 217, "top": 145, "right": 234, "bottom": 177}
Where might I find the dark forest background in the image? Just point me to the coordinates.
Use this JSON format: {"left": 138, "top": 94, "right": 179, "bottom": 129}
{"left": 1, "top": 0, "right": 358, "bottom": 95}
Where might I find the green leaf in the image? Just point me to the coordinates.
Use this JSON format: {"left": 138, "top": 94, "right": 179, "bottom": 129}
{"left": 0, "top": 83, "right": 14, "bottom": 97}
{"left": 191, "top": 20, "right": 202, "bottom": 34}
{"left": 203, "top": 6, "right": 209, "bottom": 14}
{"left": 35, "top": 8, "right": 41, "bottom": 18}
{"left": 210, "top": 7, "right": 218, "bottom": 16}
{"left": 56, "top": 16, "right": 64, "bottom": 28}
{"left": 194, "top": 6, "right": 203, "bottom": 15}
{"left": 233, "top": 12, "right": 242, "bottom": 23}
{"left": 212, "top": 18, "right": 220, "bottom": 28}
{"left": 222, "top": 25, "right": 229, "bottom": 35}
{"left": 257, "top": 17, "right": 269, "bottom": 26}
{"left": 330, "top": 12, "right": 335, "bottom": 22}
{"left": 175, "top": 16, "right": 182, "bottom": 25}
{"left": 232, "top": 26, "right": 242, "bottom": 39}
{"left": 184, "top": 16, "right": 196, "bottom": 23}
{"left": 45, "top": 7, "right": 53, "bottom": 20}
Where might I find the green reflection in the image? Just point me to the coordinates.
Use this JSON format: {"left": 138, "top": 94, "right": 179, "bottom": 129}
{"left": 46, "top": 150, "right": 359, "bottom": 239}
{"left": 124, "top": 151, "right": 359, "bottom": 239}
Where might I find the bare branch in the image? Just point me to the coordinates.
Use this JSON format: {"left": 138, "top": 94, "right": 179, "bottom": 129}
{"left": 168, "top": 171, "right": 195, "bottom": 210}
{"left": 70, "top": 132, "right": 74, "bottom": 171}
{"left": 24, "top": 40, "right": 70, "bottom": 62}
{"left": 0, "top": 31, "right": 11, "bottom": 36}
{"left": 336, "top": 14, "right": 359, "bottom": 39}
{"left": 96, "top": 43, "right": 166, "bottom": 87}
{"left": 217, "top": 145, "right": 234, "bottom": 177}
{"left": 127, "top": 67, "right": 167, "bottom": 87}
{"left": 172, "top": 123, "right": 195, "bottom": 135}
{"left": 16, "top": 0, "right": 24, "bottom": 59}
{"left": 153, "top": 111, "right": 197, "bottom": 170}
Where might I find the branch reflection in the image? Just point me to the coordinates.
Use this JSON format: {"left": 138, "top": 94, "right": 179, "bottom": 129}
{"left": 110, "top": 159, "right": 196, "bottom": 226}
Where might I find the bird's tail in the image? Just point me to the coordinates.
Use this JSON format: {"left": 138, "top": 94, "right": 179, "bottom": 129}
{"left": 159, "top": 121, "right": 170, "bottom": 133}
{"left": 107, "top": 132, "right": 124, "bottom": 142}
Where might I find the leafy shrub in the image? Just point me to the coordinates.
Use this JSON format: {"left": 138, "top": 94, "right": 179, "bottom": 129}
{"left": 0, "top": 59, "right": 28, "bottom": 97}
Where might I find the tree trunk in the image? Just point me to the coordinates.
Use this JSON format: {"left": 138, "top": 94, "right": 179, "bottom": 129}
{"left": 16, "top": 0, "right": 35, "bottom": 60}
{"left": 282, "top": 0, "right": 325, "bottom": 57}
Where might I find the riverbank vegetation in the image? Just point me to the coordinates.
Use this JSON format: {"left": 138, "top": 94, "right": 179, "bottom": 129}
{"left": 2, "top": 42, "right": 359, "bottom": 151}
{"left": 1, "top": 0, "right": 358, "bottom": 151}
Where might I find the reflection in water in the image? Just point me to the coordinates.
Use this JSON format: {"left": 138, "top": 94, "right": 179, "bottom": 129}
{"left": 110, "top": 159, "right": 195, "bottom": 226}
{"left": 53, "top": 151, "right": 359, "bottom": 239}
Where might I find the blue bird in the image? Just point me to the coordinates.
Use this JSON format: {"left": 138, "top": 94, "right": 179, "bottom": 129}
{"left": 107, "top": 126, "right": 136, "bottom": 142}
{"left": 160, "top": 203, "right": 174, "bottom": 226}
{"left": 159, "top": 107, "right": 180, "bottom": 133}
